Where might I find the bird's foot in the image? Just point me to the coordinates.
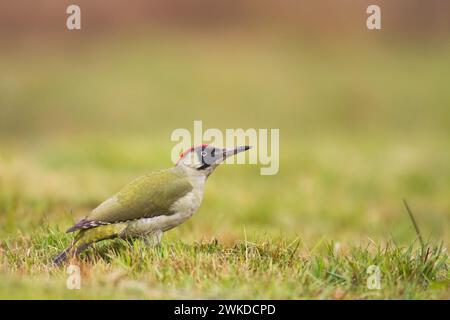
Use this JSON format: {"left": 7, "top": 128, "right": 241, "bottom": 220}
{"left": 144, "top": 230, "right": 163, "bottom": 247}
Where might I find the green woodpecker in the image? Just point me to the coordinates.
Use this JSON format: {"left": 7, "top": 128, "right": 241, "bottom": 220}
{"left": 54, "top": 145, "right": 251, "bottom": 265}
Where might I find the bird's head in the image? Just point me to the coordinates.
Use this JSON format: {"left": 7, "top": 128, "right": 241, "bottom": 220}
{"left": 176, "top": 144, "right": 251, "bottom": 176}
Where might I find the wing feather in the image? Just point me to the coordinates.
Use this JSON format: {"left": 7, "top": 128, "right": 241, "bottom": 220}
{"left": 66, "top": 168, "right": 192, "bottom": 233}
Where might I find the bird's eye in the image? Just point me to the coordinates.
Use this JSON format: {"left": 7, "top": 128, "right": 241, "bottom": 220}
{"left": 201, "top": 151, "right": 207, "bottom": 157}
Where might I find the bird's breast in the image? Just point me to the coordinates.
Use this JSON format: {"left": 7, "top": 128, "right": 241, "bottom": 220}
{"left": 170, "top": 181, "right": 204, "bottom": 216}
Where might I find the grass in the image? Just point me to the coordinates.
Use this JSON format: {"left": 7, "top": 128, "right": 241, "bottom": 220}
{"left": 1, "top": 229, "right": 448, "bottom": 299}
{"left": 0, "top": 34, "right": 449, "bottom": 299}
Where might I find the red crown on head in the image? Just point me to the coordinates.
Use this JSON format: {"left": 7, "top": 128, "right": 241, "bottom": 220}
{"left": 177, "top": 144, "right": 210, "bottom": 163}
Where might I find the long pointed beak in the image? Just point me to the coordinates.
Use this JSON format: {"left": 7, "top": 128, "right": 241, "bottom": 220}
{"left": 223, "top": 146, "right": 252, "bottom": 160}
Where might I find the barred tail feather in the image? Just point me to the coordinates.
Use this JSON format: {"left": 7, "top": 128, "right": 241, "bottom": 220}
{"left": 66, "top": 218, "right": 110, "bottom": 233}
{"left": 53, "top": 246, "right": 72, "bottom": 266}
{"left": 53, "top": 243, "right": 91, "bottom": 266}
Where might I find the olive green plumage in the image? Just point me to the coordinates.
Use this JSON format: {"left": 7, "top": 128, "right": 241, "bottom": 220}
{"left": 54, "top": 167, "right": 193, "bottom": 265}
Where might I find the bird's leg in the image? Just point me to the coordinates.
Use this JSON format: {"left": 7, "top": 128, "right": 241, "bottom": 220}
{"left": 144, "top": 230, "right": 163, "bottom": 247}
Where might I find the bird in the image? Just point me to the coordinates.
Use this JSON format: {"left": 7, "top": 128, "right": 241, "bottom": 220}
{"left": 53, "top": 144, "right": 251, "bottom": 265}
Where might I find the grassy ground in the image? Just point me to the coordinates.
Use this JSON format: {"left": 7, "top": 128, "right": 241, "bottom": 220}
{"left": 0, "top": 35, "right": 449, "bottom": 299}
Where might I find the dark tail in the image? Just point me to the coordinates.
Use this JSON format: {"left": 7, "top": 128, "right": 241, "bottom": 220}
{"left": 53, "top": 246, "right": 73, "bottom": 266}
{"left": 53, "top": 244, "right": 91, "bottom": 266}
{"left": 53, "top": 230, "right": 84, "bottom": 266}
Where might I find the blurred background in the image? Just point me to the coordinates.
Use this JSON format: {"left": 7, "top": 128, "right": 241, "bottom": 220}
{"left": 0, "top": 0, "right": 449, "bottom": 246}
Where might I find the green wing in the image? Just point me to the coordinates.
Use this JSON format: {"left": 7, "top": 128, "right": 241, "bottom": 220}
{"left": 86, "top": 168, "right": 192, "bottom": 224}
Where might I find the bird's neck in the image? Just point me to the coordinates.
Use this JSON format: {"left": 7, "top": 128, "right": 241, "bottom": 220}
{"left": 178, "top": 165, "right": 208, "bottom": 188}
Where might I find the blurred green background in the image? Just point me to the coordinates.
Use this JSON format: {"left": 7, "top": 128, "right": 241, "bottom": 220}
{"left": 0, "top": 0, "right": 449, "bottom": 298}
